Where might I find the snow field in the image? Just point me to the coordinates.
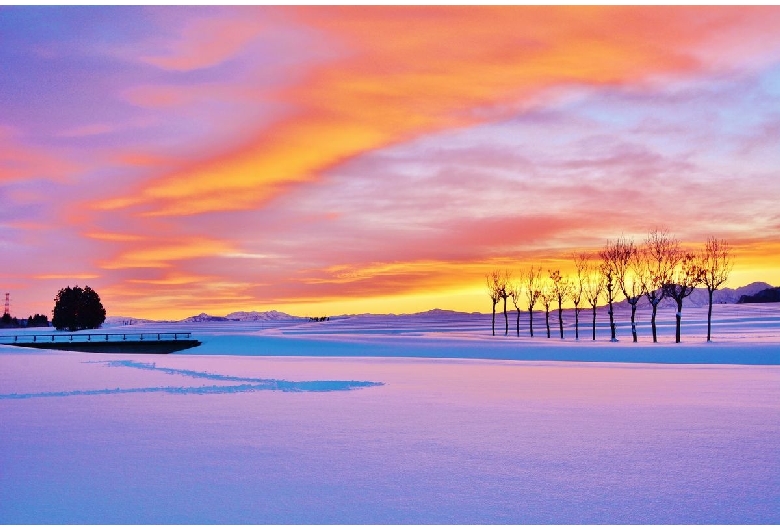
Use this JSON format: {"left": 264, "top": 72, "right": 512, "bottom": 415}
{"left": 1, "top": 303, "right": 779, "bottom": 523}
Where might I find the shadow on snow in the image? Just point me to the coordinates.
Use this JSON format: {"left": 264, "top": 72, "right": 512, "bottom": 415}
{"left": 0, "top": 359, "right": 383, "bottom": 400}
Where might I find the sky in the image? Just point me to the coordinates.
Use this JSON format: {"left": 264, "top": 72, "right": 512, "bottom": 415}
{"left": 2, "top": 6, "right": 780, "bottom": 320}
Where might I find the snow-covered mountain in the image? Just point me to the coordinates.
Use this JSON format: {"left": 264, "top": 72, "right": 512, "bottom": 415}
{"left": 179, "top": 311, "right": 304, "bottom": 323}
{"left": 180, "top": 313, "right": 233, "bottom": 323}
{"left": 613, "top": 282, "right": 773, "bottom": 309}
{"left": 224, "top": 310, "right": 305, "bottom": 321}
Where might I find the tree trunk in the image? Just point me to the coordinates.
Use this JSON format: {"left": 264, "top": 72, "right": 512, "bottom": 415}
{"left": 557, "top": 300, "right": 564, "bottom": 339}
{"left": 651, "top": 301, "right": 658, "bottom": 343}
{"left": 492, "top": 303, "right": 496, "bottom": 336}
{"left": 575, "top": 307, "right": 580, "bottom": 341}
{"left": 558, "top": 298, "right": 563, "bottom": 338}
{"left": 503, "top": 297, "right": 508, "bottom": 336}
{"left": 675, "top": 299, "right": 683, "bottom": 344}
{"left": 591, "top": 305, "right": 597, "bottom": 341}
{"left": 516, "top": 310, "right": 520, "bottom": 337}
{"left": 529, "top": 309, "right": 534, "bottom": 337}
{"left": 545, "top": 309, "right": 551, "bottom": 338}
{"left": 608, "top": 300, "right": 617, "bottom": 342}
{"left": 630, "top": 301, "right": 637, "bottom": 343}
{"left": 707, "top": 288, "right": 714, "bottom": 342}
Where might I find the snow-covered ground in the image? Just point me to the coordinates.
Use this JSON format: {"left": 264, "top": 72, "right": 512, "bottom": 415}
{"left": 1, "top": 304, "right": 779, "bottom": 523}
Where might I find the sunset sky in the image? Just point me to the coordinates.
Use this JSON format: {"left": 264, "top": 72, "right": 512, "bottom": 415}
{"left": 2, "top": 6, "right": 780, "bottom": 320}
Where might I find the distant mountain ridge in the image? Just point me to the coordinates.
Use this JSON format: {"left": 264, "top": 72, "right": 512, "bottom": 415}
{"left": 225, "top": 310, "right": 306, "bottom": 321}
{"left": 737, "top": 287, "right": 780, "bottom": 304}
{"left": 613, "top": 282, "right": 773, "bottom": 310}
{"left": 106, "top": 282, "right": 777, "bottom": 324}
{"left": 179, "top": 310, "right": 305, "bottom": 323}
{"left": 104, "top": 316, "right": 162, "bottom": 325}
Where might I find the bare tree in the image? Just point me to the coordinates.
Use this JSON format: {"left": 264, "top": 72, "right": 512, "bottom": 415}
{"left": 572, "top": 254, "right": 587, "bottom": 340}
{"left": 664, "top": 251, "right": 704, "bottom": 343}
{"left": 499, "top": 270, "right": 511, "bottom": 336}
{"left": 549, "top": 269, "right": 571, "bottom": 339}
{"left": 582, "top": 255, "right": 605, "bottom": 341}
{"left": 524, "top": 266, "right": 542, "bottom": 337}
{"left": 701, "top": 237, "right": 733, "bottom": 342}
{"left": 599, "top": 241, "right": 620, "bottom": 342}
{"left": 508, "top": 281, "right": 524, "bottom": 337}
{"left": 486, "top": 270, "right": 503, "bottom": 337}
{"left": 637, "top": 229, "right": 680, "bottom": 343}
{"left": 606, "top": 237, "right": 644, "bottom": 342}
{"left": 539, "top": 280, "right": 554, "bottom": 339}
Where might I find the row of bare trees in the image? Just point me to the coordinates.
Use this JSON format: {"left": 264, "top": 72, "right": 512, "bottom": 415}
{"left": 486, "top": 230, "right": 733, "bottom": 343}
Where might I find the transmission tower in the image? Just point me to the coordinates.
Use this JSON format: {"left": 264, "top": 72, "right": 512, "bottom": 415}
{"left": 3, "top": 293, "right": 9, "bottom": 317}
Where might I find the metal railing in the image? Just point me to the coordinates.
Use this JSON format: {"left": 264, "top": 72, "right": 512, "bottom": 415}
{"left": 0, "top": 332, "right": 193, "bottom": 345}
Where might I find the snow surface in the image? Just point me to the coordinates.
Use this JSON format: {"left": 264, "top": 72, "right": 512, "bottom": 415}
{"left": 1, "top": 304, "right": 779, "bottom": 523}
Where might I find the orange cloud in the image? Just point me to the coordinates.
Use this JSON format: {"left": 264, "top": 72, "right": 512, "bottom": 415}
{"left": 126, "top": 273, "right": 216, "bottom": 286}
{"left": 86, "top": 232, "right": 146, "bottom": 242}
{"left": 728, "top": 238, "right": 780, "bottom": 272}
{"left": 99, "top": 237, "right": 234, "bottom": 269}
{"left": 96, "top": 6, "right": 780, "bottom": 218}
{"left": 296, "top": 256, "right": 550, "bottom": 302}
{"left": 100, "top": 275, "right": 259, "bottom": 320}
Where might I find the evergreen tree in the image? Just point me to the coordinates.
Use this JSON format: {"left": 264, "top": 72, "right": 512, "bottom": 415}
{"left": 52, "top": 285, "right": 106, "bottom": 331}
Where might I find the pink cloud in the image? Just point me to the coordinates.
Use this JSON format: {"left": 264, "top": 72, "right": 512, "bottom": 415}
{"left": 0, "top": 126, "right": 83, "bottom": 183}
{"left": 140, "top": 15, "right": 266, "bottom": 72}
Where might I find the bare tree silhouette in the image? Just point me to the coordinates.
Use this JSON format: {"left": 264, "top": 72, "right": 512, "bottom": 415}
{"left": 499, "top": 270, "right": 511, "bottom": 336}
{"left": 599, "top": 241, "right": 620, "bottom": 342}
{"left": 485, "top": 270, "right": 503, "bottom": 337}
{"left": 572, "top": 254, "right": 587, "bottom": 340}
{"left": 524, "top": 266, "right": 542, "bottom": 337}
{"left": 610, "top": 236, "right": 644, "bottom": 343}
{"left": 484, "top": 232, "right": 730, "bottom": 344}
{"left": 582, "top": 254, "right": 605, "bottom": 341}
{"left": 664, "top": 252, "right": 704, "bottom": 343}
{"left": 508, "top": 281, "right": 523, "bottom": 337}
{"left": 549, "top": 269, "right": 571, "bottom": 339}
{"left": 539, "top": 280, "right": 554, "bottom": 339}
{"left": 701, "top": 237, "right": 733, "bottom": 342}
{"left": 637, "top": 229, "right": 680, "bottom": 343}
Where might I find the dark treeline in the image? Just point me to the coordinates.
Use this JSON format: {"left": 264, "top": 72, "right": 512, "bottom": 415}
{"left": 0, "top": 312, "right": 50, "bottom": 328}
{"left": 738, "top": 287, "right": 780, "bottom": 304}
{"left": 486, "top": 230, "right": 733, "bottom": 344}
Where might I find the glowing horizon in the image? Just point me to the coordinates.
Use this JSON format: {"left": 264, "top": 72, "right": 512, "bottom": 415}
{"left": 2, "top": 6, "right": 780, "bottom": 320}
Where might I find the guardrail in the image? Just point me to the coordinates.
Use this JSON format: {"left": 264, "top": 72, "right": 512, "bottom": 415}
{"left": 0, "top": 332, "right": 193, "bottom": 345}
